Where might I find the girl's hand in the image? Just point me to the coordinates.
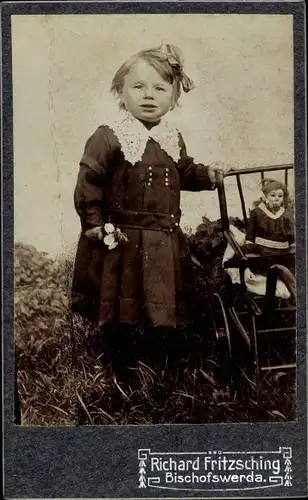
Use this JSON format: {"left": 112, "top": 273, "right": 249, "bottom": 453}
{"left": 208, "top": 160, "right": 230, "bottom": 184}
{"left": 84, "top": 226, "right": 104, "bottom": 241}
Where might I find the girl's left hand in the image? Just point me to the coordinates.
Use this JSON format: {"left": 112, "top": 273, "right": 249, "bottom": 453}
{"left": 208, "top": 160, "right": 230, "bottom": 184}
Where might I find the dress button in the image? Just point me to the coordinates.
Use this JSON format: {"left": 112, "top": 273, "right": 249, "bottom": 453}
{"left": 147, "top": 182, "right": 151, "bottom": 186}
{"left": 175, "top": 222, "right": 179, "bottom": 227}
{"left": 149, "top": 166, "right": 152, "bottom": 170}
{"left": 171, "top": 214, "right": 174, "bottom": 218}
{"left": 165, "top": 182, "right": 169, "bottom": 186}
{"left": 169, "top": 228, "right": 173, "bottom": 233}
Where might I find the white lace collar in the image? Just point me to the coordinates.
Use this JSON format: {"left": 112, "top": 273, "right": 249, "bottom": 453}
{"left": 108, "top": 111, "right": 181, "bottom": 165}
{"left": 258, "top": 202, "right": 285, "bottom": 220}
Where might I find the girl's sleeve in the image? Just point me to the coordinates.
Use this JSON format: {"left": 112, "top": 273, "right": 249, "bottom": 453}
{"left": 246, "top": 210, "right": 258, "bottom": 243}
{"left": 74, "top": 126, "right": 111, "bottom": 232}
{"left": 176, "top": 133, "right": 216, "bottom": 191}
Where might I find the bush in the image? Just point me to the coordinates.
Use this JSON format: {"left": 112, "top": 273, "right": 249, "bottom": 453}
{"left": 14, "top": 243, "right": 75, "bottom": 426}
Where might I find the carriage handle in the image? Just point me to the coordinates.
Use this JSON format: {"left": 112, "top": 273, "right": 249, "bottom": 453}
{"left": 215, "top": 170, "right": 229, "bottom": 232}
{"left": 215, "top": 170, "right": 246, "bottom": 259}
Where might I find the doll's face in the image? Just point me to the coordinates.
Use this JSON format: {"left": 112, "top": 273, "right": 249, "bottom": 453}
{"left": 265, "top": 189, "right": 284, "bottom": 209}
{"left": 120, "top": 59, "right": 175, "bottom": 122}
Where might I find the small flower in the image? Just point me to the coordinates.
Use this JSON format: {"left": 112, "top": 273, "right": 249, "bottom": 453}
{"left": 108, "top": 240, "right": 119, "bottom": 250}
{"left": 103, "top": 233, "right": 118, "bottom": 249}
{"left": 104, "top": 223, "right": 115, "bottom": 234}
{"left": 102, "top": 223, "right": 128, "bottom": 249}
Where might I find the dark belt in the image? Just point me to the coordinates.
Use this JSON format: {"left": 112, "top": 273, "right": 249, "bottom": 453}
{"left": 108, "top": 209, "right": 181, "bottom": 233}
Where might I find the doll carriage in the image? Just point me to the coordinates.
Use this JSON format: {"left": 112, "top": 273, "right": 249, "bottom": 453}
{"left": 213, "top": 164, "right": 296, "bottom": 389}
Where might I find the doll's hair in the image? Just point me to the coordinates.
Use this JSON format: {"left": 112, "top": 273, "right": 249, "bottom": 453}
{"left": 252, "top": 178, "right": 291, "bottom": 208}
{"left": 110, "top": 43, "right": 195, "bottom": 110}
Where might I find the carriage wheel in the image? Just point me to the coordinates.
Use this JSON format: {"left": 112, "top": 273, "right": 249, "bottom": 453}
{"left": 273, "top": 264, "right": 296, "bottom": 304}
{"left": 266, "top": 264, "right": 296, "bottom": 308}
{"left": 213, "top": 293, "right": 232, "bottom": 360}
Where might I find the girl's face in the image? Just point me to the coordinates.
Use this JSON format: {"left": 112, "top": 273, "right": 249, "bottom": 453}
{"left": 121, "top": 59, "right": 175, "bottom": 122}
{"left": 265, "top": 189, "right": 284, "bottom": 209}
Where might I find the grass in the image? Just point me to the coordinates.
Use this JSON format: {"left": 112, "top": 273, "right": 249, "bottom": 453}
{"left": 14, "top": 219, "right": 296, "bottom": 426}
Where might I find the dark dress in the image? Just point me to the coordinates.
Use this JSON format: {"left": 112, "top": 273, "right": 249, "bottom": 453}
{"left": 71, "top": 124, "right": 214, "bottom": 329}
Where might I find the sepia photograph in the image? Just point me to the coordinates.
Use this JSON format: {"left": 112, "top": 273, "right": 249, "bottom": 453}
{"left": 13, "top": 12, "right": 296, "bottom": 427}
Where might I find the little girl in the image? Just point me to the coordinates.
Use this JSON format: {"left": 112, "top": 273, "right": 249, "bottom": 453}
{"left": 245, "top": 179, "right": 295, "bottom": 257}
{"left": 71, "top": 44, "right": 225, "bottom": 372}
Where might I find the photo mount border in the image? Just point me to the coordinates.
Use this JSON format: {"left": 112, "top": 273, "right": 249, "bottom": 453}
{"left": 2, "top": 1, "right": 306, "bottom": 498}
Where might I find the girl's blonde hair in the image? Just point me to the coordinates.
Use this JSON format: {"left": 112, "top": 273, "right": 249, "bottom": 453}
{"left": 110, "top": 43, "right": 195, "bottom": 109}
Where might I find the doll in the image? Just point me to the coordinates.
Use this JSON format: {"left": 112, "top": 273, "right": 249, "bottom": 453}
{"left": 246, "top": 179, "right": 295, "bottom": 257}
